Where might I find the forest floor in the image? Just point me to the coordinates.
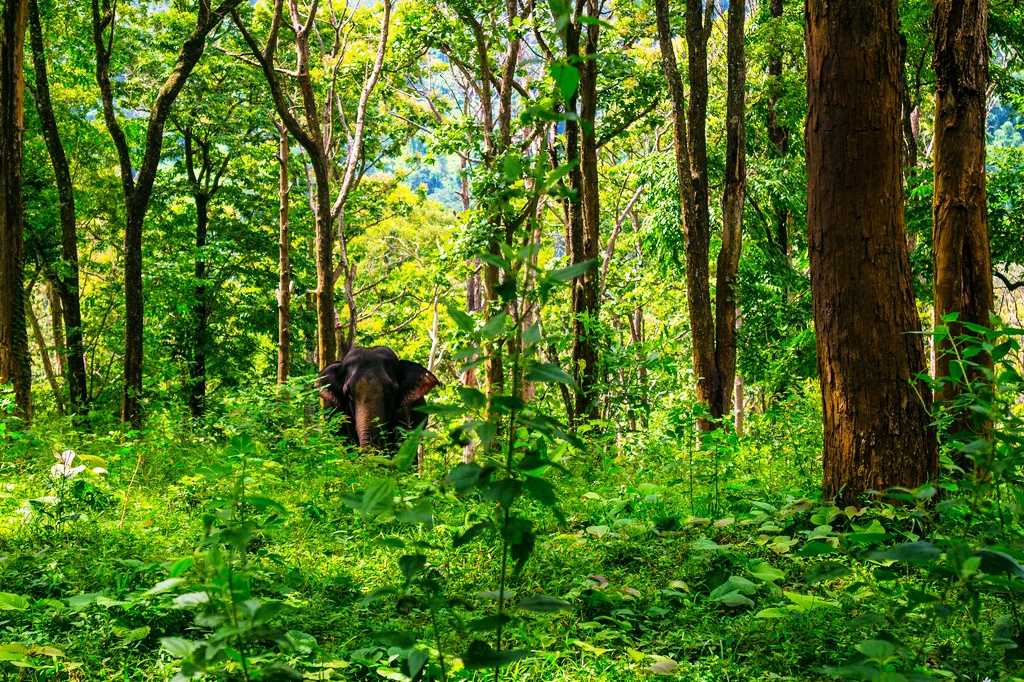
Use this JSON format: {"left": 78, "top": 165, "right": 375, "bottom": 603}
{"left": 0, "top": 392, "right": 1017, "bottom": 681}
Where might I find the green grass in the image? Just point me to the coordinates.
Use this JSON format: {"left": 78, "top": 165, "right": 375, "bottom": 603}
{"left": 0, "top": 401, "right": 1020, "bottom": 681}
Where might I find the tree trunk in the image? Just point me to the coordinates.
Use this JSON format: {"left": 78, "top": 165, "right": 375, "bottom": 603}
{"left": 0, "top": 0, "right": 32, "bottom": 419}
{"left": 28, "top": 0, "right": 87, "bottom": 414}
{"left": 714, "top": 0, "right": 746, "bottom": 420}
{"left": 932, "top": 0, "right": 993, "bottom": 445}
{"left": 571, "top": 0, "right": 601, "bottom": 421}
{"left": 121, "top": 202, "right": 144, "bottom": 427}
{"left": 806, "top": 0, "right": 937, "bottom": 503}
{"left": 27, "top": 297, "right": 64, "bottom": 415}
{"left": 277, "top": 123, "right": 291, "bottom": 384}
{"left": 46, "top": 281, "right": 65, "bottom": 377}
{"left": 766, "top": 0, "right": 790, "bottom": 260}
{"left": 188, "top": 193, "right": 209, "bottom": 418}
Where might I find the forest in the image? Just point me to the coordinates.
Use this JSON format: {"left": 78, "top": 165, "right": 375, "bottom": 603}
{"left": 1, "top": 0, "right": 1023, "bottom": 679}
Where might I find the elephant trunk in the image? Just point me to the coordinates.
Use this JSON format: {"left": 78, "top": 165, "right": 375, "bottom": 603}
{"left": 353, "top": 381, "right": 387, "bottom": 448}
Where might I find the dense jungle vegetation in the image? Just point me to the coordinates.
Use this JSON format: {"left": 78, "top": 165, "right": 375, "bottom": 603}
{"left": 2, "top": 0, "right": 1024, "bottom": 679}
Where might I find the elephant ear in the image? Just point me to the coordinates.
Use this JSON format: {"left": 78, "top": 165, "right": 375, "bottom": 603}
{"left": 397, "top": 360, "right": 440, "bottom": 407}
{"left": 317, "top": 363, "right": 347, "bottom": 408}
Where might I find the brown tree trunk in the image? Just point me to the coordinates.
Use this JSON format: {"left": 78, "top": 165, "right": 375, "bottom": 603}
{"left": 571, "top": 0, "right": 601, "bottom": 421}
{"left": 28, "top": 0, "right": 87, "bottom": 414}
{"left": 188, "top": 193, "right": 209, "bottom": 418}
{"left": 766, "top": 0, "right": 791, "bottom": 259}
{"left": 714, "top": 0, "right": 746, "bottom": 420}
{"left": 46, "top": 281, "right": 65, "bottom": 377}
{"left": 932, "top": 0, "right": 993, "bottom": 444}
{"left": 656, "top": 0, "right": 738, "bottom": 430}
{"left": 277, "top": 122, "right": 291, "bottom": 384}
{"left": 806, "top": 0, "right": 937, "bottom": 503}
{"left": 27, "top": 297, "right": 63, "bottom": 415}
{"left": 0, "top": 0, "right": 32, "bottom": 419}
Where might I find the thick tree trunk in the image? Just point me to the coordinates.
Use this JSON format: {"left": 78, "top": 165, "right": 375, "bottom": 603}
{"left": 28, "top": 0, "right": 87, "bottom": 414}
{"left": 188, "top": 194, "right": 209, "bottom": 418}
{"left": 932, "top": 0, "right": 993, "bottom": 443}
{"left": 714, "top": 0, "right": 746, "bottom": 420}
{"left": 0, "top": 0, "right": 32, "bottom": 419}
{"left": 806, "top": 0, "right": 937, "bottom": 503}
{"left": 277, "top": 123, "right": 291, "bottom": 384}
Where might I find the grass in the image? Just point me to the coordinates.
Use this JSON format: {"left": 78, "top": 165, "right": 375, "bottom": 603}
{"left": 0, "top": 391, "right": 1020, "bottom": 680}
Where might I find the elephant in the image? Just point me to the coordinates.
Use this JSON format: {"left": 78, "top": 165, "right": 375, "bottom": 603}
{"left": 317, "top": 346, "right": 440, "bottom": 449}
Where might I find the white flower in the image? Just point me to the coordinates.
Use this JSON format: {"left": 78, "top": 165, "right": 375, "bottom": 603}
{"left": 50, "top": 450, "right": 85, "bottom": 479}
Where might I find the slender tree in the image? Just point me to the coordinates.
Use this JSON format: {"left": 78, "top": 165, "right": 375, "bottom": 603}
{"left": 765, "top": 0, "right": 790, "bottom": 258}
{"left": 932, "top": 0, "right": 993, "bottom": 441}
{"left": 655, "top": 0, "right": 741, "bottom": 430}
{"left": 91, "top": 0, "right": 244, "bottom": 427}
{"left": 179, "top": 125, "right": 231, "bottom": 418}
{"left": 0, "top": 0, "right": 32, "bottom": 419}
{"left": 26, "top": 0, "right": 87, "bottom": 414}
{"left": 277, "top": 121, "right": 291, "bottom": 384}
{"left": 806, "top": 0, "right": 937, "bottom": 502}
{"left": 570, "top": 0, "right": 602, "bottom": 420}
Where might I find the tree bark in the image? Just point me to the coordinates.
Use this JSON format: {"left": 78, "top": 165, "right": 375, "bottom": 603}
{"left": 277, "top": 122, "right": 291, "bottom": 384}
{"left": 932, "top": 0, "right": 993, "bottom": 444}
{"left": 28, "top": 0, "right": 87, "bottom": 414}
{"left": 714, "top": 0, "right": 746, "bottom": 420}
{"left": 571, "top": 0, "right": 601, "bottom": 421}
{"left": 188, "top": 193, "right": 209, "bottom": 418}
{"left": 806, "top": 0, "right": 937, "bottom": 503}
{"left": 0, "top": 0, "right": 31, "bottom": 419}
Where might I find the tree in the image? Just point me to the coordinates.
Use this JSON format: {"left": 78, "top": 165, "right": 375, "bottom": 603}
{"left": 277, "top": 121, "right": 291, "bottom": 384}
{"left": 232, "top": 0, "right": 393, "bottom": 369}
{"left": 655, "top": 0, "right": 742, "bottom": 430}
{"left": 0, "top": 0, "right": 31, "bottom": 419}
{"left": 179, "top": 124, "right": 231, "bottom": 418}
{"left": 90, "top": 0, "right": 244, "bottom": 427}
{"left": 805, "top": 0, "right": 936, "bottom": 502}
{"left": 932, "top": 0, "right": 993, "bottom": 439}
{"left": 567, "top": 0, "right": 601, "bottom": 421}
{"left": 26, "top": 0, "right": 87, "bottom": 415}
{"left": 721, "top": 0, "right": 746, "bottom": 436}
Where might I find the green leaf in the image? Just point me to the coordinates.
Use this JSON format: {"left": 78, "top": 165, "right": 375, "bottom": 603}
{"left": 447, "top": 305, "right": 476, "bottom": 332}
{"left": 523, "top": 477, "right": 558, "bottom": 507}
{"left": 869, "top": 541, "right": 941, "bottom": 564}
{"left": 461, "top": 640, "right": 531, "bottom": 670}
{"left": 399, "top": 554, "right": 427, "bottom": 582}
{"left": 525, "top": 361, "right": 575, "bottom": 387}
{"left": 855, "top": 639, "right": 897, "bottom": 663}
{"left": 394, "top": 426, "right": 423, "bottom": 470}
{"left": 407, "top": 648, "right": 428, "bottom": 679}
{"left": 546, "top": 259, "right": 596, "bottom": 283}
{"left": 466, "top": 614, "right": 512, "bottom": 632}
{"left": 783, "top": 591, "right": 838, "bottom": 611}
{"left": 360, "top": 480, "right": 394, "bottom": 520}
{"left": 711, "top": 590, "right": 755, "bottom": 608}
{"left": 454, "top": 521, "right": 492, "bottom": 547}
{"left": 446, "top": 463, "right": 486, "bottom": 492}
{"left": 748, "top": 560, "right": 785, "bottom": 583}
{"left": 0, "top": 593, "right": 29, "bottom": 611}
{"left": 979, "top": 549, "right": 1024, "bottom": 578}
{"left": 549, "top": 61, "right": 580, "bottom": 101}
{"left": 517, "top": 594, "right": 572, "bottom": 612}
{"left": 160, "top": 637, "right": 198, "bottom": 659}
{"left": 480, "top": 312, "right": 509, "bottom": 339}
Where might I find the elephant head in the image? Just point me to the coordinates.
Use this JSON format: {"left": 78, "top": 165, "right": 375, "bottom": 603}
{"left": 318, "top": 346, "right": 440, "bottom": 449}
